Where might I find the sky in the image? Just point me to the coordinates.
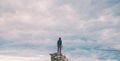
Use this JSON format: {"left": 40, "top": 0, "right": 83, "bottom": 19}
{"left": 0, "top": 0, "right": 120, "bottom": 61}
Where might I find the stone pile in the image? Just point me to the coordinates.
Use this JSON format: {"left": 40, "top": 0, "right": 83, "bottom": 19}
{"left": 50, "top": 53, "right": 68, "bottom": 61}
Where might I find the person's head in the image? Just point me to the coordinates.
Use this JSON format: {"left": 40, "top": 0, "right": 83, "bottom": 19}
{"left": 59, "top": 37, "right": 61, "bottom": 40}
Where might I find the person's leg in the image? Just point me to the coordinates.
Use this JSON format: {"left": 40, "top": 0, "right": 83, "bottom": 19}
{"left": 57, "top": 46, "right": 59, "bottom": 53}
{"left": 60, "top": 46, "right": 61, "bottom": 54}
{"left": 58, "top": 46, "right": 60, "bottom": 53}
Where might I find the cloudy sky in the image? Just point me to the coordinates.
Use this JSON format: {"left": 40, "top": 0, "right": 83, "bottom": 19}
{"left": 0, "top": 0, "right": 120, "bottom": 61}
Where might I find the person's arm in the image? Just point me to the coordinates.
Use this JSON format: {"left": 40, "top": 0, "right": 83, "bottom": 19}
{"left": 61, "top": 40, "right": 63, "bottom": 48}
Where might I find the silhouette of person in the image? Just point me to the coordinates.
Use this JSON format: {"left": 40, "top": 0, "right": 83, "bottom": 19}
{"left": 57, "top": 37, "right": 62, "bottom": 54}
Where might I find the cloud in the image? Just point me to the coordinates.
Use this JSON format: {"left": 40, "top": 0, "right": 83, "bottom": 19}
{"left": 0, "top": 0, "right": 120, "bottom": 61}
{"left": 0, "top": 55, "right": 50, "bottom": 61}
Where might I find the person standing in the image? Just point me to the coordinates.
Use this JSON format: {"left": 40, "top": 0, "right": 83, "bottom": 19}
{"left": 57, "top": 37, "right": 62, "bottom": 54}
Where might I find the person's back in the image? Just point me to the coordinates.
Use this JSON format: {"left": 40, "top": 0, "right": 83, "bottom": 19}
{"left": 57, "top": 38, "right": 62, "bottom": 46}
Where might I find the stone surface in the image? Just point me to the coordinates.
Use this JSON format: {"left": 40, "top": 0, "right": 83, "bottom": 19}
{"left": 50, "top": 53, "right": 68, "bottom": 61}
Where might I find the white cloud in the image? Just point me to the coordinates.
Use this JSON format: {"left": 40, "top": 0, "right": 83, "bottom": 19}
{"left": 0, "top": 55, "right": 50, "bottom": 61}
{"left": 0, "top": 0, "right": 120, "bottom": 61}
{"left": 69, "top": 56, "right": 116, "bottom": 61}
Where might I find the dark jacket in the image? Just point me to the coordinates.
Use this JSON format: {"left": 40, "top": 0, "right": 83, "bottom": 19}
{"left": 57, "top": 39, "right": 62, "bottom": 46}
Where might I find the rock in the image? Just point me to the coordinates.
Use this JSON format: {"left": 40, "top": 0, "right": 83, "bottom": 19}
{"left": 50, "top": 53, "right": 68, "bottom": 61}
